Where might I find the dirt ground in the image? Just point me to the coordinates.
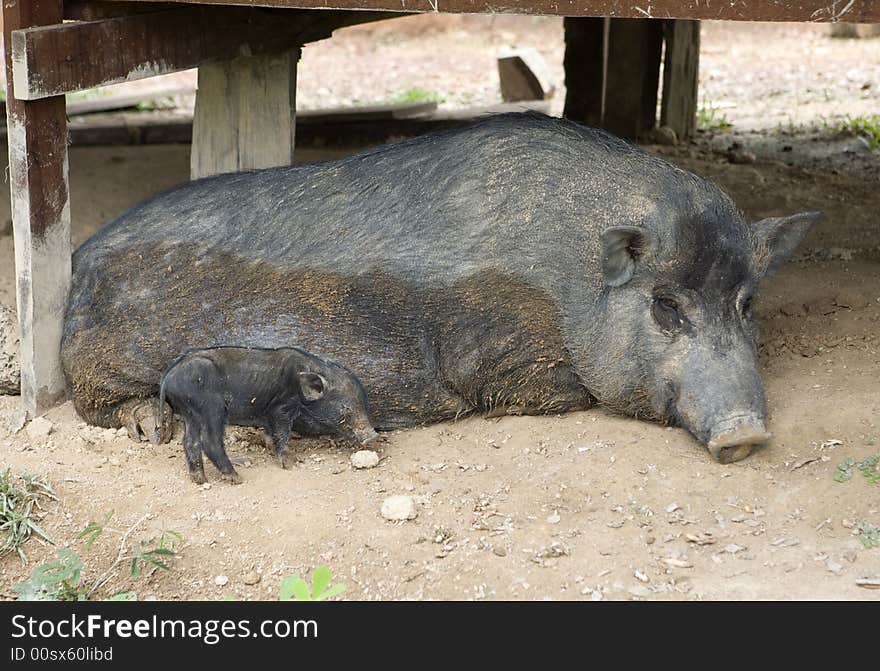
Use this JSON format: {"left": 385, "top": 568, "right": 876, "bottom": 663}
{"left": 0, "top": 18, "right": 879, "bottom": 601}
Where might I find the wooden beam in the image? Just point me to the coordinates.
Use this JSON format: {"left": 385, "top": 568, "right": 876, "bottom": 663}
{"left": 63, "top": 1, "right": 181, "bottom": 20}
{"left": 661, "top": 19, "right": 700, "bottom": 140}
{"left": 603, "top": 18, "right": 663, "bottom": 140}
{"left": 191, "top": 50, "right": 299, "bottom": 179}
{"left": 110, "top": 0, "right": 880, "bottom": 23}
{"left": 3, "top": 0, "right": 72, "bottom": 415}
{"left": 12, "top": 7, "right": 392, "bottom": 100}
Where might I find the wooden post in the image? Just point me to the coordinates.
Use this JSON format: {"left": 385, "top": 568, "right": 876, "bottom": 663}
{"left": 3, "top": 0, "right": 71, "bottom": 415}
{"left": 562, "top": 17, "right": 606, "bottom": 127}
{"left": 602, "top": 18, "right": 663, "bottom": 140}
{"left": 661, "top": 20, "right": 700, "bottom": 140}
{"left": 563, "top": 17, "right": 663, "bottom": 140}
{"left": 191, "top": 49, "right": 299, "bottom": 179}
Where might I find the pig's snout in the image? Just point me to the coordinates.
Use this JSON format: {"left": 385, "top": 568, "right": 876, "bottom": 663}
{"left": 707, "top": 414, "right": 771, "bottom": 464}
{"left": 354, "top": 426, "right": 379, "bottom": 445}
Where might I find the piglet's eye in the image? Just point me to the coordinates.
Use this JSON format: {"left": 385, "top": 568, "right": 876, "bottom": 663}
{"left": 652, "top": 296, "right": 683, "bottom": 331}
{"left": 740, "top": 296, "right": 753, "bottom": 318}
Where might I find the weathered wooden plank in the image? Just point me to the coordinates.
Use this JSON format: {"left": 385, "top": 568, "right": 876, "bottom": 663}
{"left": 562, "top": 17, "right": 606, "bottom": 127}
{"left": 660, "top": 19, "right": 700, "bottom": 140}
{"left": 830, "top": 22, "right": 880, "bottom": 36}
{"left": 12, "top": 7, "right": 392, "bottom": 100}
{"left": 111, "top": 0, "right": 880, "bottom": 23}
{"left": 3, "top": 0, "right": 72, "bottom": 414}
{"left": 63, "top": 1, "right": 180, "bottom": 20}
{"left": 191, "top": 50, "right": 298, "bottom": 179}
{"left": 639, "top": 19, "right": 664, "bottom": 133}
{"left": 603, "top": 18, "right": 663, "bottom": 140}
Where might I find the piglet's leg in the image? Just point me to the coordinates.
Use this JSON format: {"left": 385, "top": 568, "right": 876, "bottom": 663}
{"left": 200, "top": 417, "right": 242, "bottom": 484}
{"left": 181, "top": 418, "right": 207, "bottom": 485}
{"left": 267, "top": 416, "right": 294, "bottom": 470}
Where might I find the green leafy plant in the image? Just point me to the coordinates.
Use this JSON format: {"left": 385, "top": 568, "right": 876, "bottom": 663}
{"left": 840, "top": 115, "right": 880, "bottom": 150}
{"left": 14, "top": 512, "right": 182, "bottom": 601}
{"left": 279, "top": 566, "right": 346, "bottom": 602}
{"left": 108, "top": 591, "right": 138, "bottom": 601}
{"left": 130, "top": 528, "right": 182, "bottom": 577}
{"left": 0, "top": 468, "right": 56, "bottom": 562}
{"left": 835, "top": 455, "right": 879, "bottom": 484}
{"left": 387, "top": 87, "right": 446, "bottom": 106}
{"left": 834, "top": 458, "right": 855, "bottom": 482}
{"left": 78, "top": 510, "right": 115, "bottom": 549}
{"left": 134, "top": 95, "right": 176, "bottom": 112}
{"left": 857, "top": 455, "right": 880, "bottom": 484}
{"left": 859, "top": 523, "right": 879, "bottom": 549}
{"left": 697, "top": 102, "right": 733, "bottom": 132}
{"left": 13, "top": 548, "right": 88, "bottom": 601}
{"left": 65, "top": 87, "right": 111, "bottom": 102}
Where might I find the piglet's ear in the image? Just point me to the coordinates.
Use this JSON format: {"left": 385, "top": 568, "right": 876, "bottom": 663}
{"left": 600, "top": 226, "right": 657, "bottom": 287}
{"left": 752, "top": 211, "right": 820, "bottom": 277}
{"left": 299, "top": 372, "right": 327, "bottom": 402}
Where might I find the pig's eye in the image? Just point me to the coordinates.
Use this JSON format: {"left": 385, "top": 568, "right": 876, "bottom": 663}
{"left": 652, "top": 296, "right": 683, "bottom": 332}
{"left": 740, "top": 296, "right": 753, "bottom": 319}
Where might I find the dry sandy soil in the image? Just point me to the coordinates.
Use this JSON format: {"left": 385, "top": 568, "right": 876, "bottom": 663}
{"left": 0, "top": 18, "right": 878, "bottom": 601}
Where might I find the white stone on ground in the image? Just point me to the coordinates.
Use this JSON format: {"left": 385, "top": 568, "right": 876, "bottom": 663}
{"left": 381, "top": 495, "right": 417, "bottom": 521}
{"left": 351, "top": 450, "right": 380, "bottom": 469}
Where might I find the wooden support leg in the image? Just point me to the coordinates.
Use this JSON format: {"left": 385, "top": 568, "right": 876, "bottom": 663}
{"left": 562, "top": 17, "right": 606, "bottom": 127}
{"left": 191, "top": 49, "right": 299, "bottom": 179}
{"left": 563, "top": 17, "right": 663, "bottom": 141}
{"left": 603, "top": 18, "right": 663, "bottom": 141}
{"left": 661, "top": 20, "right": 701, "bottom": 140}
{"left": 3, "top": 0, "right": 71, "bottom": 416}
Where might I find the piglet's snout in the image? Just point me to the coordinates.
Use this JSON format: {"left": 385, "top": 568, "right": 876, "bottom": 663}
{"left": 353, "top": 426, "right": 379, "bottom": 445}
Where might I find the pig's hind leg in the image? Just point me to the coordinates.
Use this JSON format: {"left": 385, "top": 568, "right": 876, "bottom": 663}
{"left": 180, "top": 416, "right": 207, "bottom": 485}
{"left": 199, "top": 411, "right": 242, "bottom": 484}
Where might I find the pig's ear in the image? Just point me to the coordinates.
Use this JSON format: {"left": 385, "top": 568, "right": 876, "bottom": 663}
{"left": 752, "top": 211, "right": 820, "bottom": 276}
{"left": 299, "top": 372, "right": 327, "bottom": 402}
{"left": 600, "top": 226, "right": 657, "bottom": 287}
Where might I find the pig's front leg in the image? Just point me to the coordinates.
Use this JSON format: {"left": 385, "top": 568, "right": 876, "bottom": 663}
{"left": 266, "top": 410, "right": 296, "bottom": 469}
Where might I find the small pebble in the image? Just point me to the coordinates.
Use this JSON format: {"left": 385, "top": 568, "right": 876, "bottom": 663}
{"left": 214, "top": 575, "right": 229, "bottom": 587}
{"left": 381, "top": 495, "right": 418, "bottom": 521}
{"left": 628, "top": 585, "right": 651, "bottom": 598}
{"left": 351, "top": 450, "right": 380, "bottom": 469}
{"left": 728, "top": 149, "right": 757, "bottom": 164}
{"left": 662, "top": 558, "right": 693, "bottom": 568}
{"left": 242, "top": 571, "right": 261, "bottom": 585}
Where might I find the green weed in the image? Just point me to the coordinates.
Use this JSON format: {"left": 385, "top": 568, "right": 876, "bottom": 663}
{"left": 697, "top": 102, "right": 733, "bottom": 131}
{"left": 387, "top": 88, "right": 446, "bottom": 106}
{"left": 840, "top": 115, "right": 880, "bottom": 150}
{"left": 279, "top": 566, "right": 346, "bottom": 601}
{"left": 14, "top": 511, "right": 182, "bottom": 601}
{"left": 0, "top": 468, "right": 56, "bottom": 562}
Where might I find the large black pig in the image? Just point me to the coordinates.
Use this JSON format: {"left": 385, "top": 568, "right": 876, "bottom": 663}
{"left": 62, "top": 113, "right": 818, "bottom": 463}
